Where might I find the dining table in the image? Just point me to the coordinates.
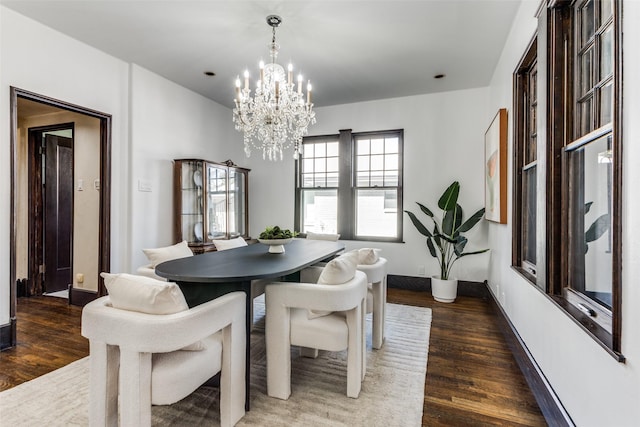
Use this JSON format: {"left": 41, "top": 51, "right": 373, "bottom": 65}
{"left": 155, "top": 237, "right": 345, "bottom": 410}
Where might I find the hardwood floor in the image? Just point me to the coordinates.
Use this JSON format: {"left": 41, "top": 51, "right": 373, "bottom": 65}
{"left": 0, "top": 291, "right": 546, "bottom": 426}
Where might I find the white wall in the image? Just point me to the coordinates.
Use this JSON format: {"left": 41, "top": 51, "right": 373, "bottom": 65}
{"left": 0, "top": 7, "right": 130, "bottom": 323}
{"left": 128, "top": 65, "right": 243, "bottom": 270}
{"left": 486, "top": 1, "right": 640, "bottom": 425}
{"left": 245, "top": 88, "right": 491, "bottom": 280}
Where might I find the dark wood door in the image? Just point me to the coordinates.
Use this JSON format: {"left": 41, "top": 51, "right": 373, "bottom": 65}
{"left": 44, "top": 135, "right": 73, "bottom": 293}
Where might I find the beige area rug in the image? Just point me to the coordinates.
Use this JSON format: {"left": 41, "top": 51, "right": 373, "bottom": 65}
{"left": 0, "top": 298, "right": 431, "bottom": 426}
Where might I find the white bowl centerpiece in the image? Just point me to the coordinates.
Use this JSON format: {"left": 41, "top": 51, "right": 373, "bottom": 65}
{"left": 258, "top": 226, "right": 297, "bottom": 254}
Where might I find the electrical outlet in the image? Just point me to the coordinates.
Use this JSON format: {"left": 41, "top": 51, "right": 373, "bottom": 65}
{"left": 418, "top": 266, "right": 425, "bottom": 276}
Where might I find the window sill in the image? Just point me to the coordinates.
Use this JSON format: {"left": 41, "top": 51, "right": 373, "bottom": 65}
{"left": 511, "top": 266, "right": 537, "bottom": 287}
{"left": 549, "top": 295, "right": 625, "bottom": 363}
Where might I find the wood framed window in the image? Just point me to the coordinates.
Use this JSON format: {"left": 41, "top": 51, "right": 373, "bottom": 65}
{"left": 295, "top": 129, "right": 404, "bottom": 242}
{"left": 545, "top": 0, "right": 622, "bottom": 360}
{"left": 513, "top": 36, "right": 539, "bottom": 285}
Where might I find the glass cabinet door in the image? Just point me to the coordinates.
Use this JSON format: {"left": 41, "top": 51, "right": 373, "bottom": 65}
{"left": 179, "top": 160, "right": 204, "bottom": 243}
{"left": 228, "top": 168, "right": 247, "bottom": 238}
{"left": 206, "top": 164, "right": 227, "bottom": 240}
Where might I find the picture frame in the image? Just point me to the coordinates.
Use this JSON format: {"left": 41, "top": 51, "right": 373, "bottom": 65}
{"left": 485, "top": 108, "right": 508, "bottom": 224}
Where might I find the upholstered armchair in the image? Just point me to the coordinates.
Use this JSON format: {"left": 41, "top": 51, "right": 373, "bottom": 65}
{"left": 265, "top": 256, "right": 368, "bottom": 400}
{"left": 81, "top": 289, "right": 246, "bottom": 427}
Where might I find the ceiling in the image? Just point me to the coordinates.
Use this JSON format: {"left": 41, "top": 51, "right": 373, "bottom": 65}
{"left": 1, "top": 0, "right": 522, "bottom": 109}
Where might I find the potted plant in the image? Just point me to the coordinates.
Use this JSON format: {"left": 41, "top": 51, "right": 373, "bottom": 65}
{"left": 258, "top": 225, "right": 298, "bottom": 253}
{"left": 405, "top": 181, "right": 489, "bottom": 302}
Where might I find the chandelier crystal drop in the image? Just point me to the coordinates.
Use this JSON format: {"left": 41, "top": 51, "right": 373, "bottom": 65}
{"left": 233, "top": 15, "right": 316, "bottom": 161}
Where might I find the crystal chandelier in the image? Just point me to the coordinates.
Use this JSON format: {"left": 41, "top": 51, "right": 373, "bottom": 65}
{"left": 233, "top": 15, "right": 316, "bottom": 161}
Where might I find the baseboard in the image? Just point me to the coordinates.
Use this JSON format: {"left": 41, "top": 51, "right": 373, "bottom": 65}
{"left": 486, "top": 283, "right": 575, "bottom": 427}
{"left": 68, "top": 286, "right": 98, "bottom": 307}
{"left": 0, "top": 318, "right": 16, "bottom": 351}
{"left": 388, "top": 274, "right": 489, "bottom": 298}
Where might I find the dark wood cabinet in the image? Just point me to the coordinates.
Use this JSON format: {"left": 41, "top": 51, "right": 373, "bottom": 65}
{"left": 173, "top": 159, "right": 250, "bottom": 254}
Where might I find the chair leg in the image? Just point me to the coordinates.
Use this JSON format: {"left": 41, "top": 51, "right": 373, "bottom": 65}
{"left": 266, "top": 304, "right": 292, "bottom": 400}
{"left": 346, "top": 305, "right": 363, "bottom": 398}
{"left": 372, "top": 279, "right": 386, "bottom": 349}
{"left": 88, "top": 341, "right": 119, "bottom": 427}
{"left": 300, "top": 347, "right": 319, "bottom": 358}
{"left": 119, "top": 350, "right": 152, "bottom": 427}
{"left": 220, "top": 323, "right": 246, "bottom": 427}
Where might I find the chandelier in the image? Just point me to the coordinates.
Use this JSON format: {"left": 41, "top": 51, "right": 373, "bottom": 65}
{"left": 233, "top": 15, "right": 316, "bottom": 161}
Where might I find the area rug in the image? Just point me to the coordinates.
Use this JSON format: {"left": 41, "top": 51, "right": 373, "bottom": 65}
{"left": 0, "top": 299, "right": 431, "bottom": 426}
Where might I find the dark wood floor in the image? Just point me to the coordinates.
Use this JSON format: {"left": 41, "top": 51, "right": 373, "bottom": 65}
{"left": 0, "top": 291, "right": 546, "bottom": 426}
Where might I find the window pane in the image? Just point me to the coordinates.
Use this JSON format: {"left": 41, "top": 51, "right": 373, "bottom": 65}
{"left": 581, "top": 0, "right": 595, "bottom": 44}
{"left": 385, "top": 137, "right": 399, "bottom": 153}
{"left": 358, "top": 139, "right": 370, "bottom": 155}
{"left": 326, "top": 157, "right": 339, "bottom": 173}
{"left": 302, "top": 158, "right": 313, "bottom": 174}
{"left": 302, "top": 144, "right": 314, "bottom": 158}
{"left": 302, "top": 189, "right": 338, "bottom": 234}
{"left": 370, "top": 154, "right": 384, "bottom": 171}
{"left": 356, "top": 189, "right": 397, "bottom": 238}
{"left": 326, "top": 142, "right": 339, "bottom": 157}
{"left": 578, "top": 96, "right": 593, "bottom": 136}
{"left": 601, "top": 25, "right": 613, "bottom": 79}
{"left": 523, "top": 167, "right": 537, "bottom": 265}
{"left": 302, "top": 173, "right": 314, "bottom": 187}
{"left": 371, "top": 139, "right": 384, "bottom": 154}
{"left": 315, "top": 143, "right": 326, "bottom": 157}
{"left": 601, "top": 0, "right": 612, "bottom": 22}
{"left": 567, "top": 133, "right": 613, "bottom": 310}
{"left": 370, "top": 171, "right": 384, "bottom": 187}
{"left": 357, "top": 155, "right": 370, "bottom": 172}
{"left": 326, "top": 172, "right": 339, "bottom": 187}
{"left": 580, "top": 47, "right": 593, "bottom": 96}
{"left": 314, "top": 158, "right": 326, "bottom": 173}
{"left": 600, "top": 80, "right": 613, "bottom": 125}
{"left": 314, "top": 173, "right": 325, "bottom": 187}
{"left": 357, "top": 171, "right": 369, "bottom": 187}
{"left": 385, "top": 153, "right": 399, "bottom": 169}
{"left": 384, "top": 170, "right": 398, "bottom": 186}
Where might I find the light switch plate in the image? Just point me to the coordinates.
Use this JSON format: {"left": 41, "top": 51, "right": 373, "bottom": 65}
{"left": 138, "top": 179, "right": 152, "bottom": 192}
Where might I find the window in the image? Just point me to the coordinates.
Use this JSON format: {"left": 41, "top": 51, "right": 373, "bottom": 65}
{"left": 295, "top": 129, "right": 403, "bottom": 241}
{"left": 513, "top": 37, "right": 539, "bottom": 284}
{"left": 544, "top": 0, "right": 622, "bottom": 359}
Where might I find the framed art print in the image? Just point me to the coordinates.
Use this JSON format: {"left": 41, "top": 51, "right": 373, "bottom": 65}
{"left": 485, "top": 108, "right": 508, "bottom": 223}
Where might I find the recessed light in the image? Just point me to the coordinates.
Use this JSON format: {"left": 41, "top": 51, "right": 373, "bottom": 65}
{"left": 434, "top": 74, "right": 445, "bottom": 79}
{"left": 204, "top": 71, "right": 216, "bottom": 77}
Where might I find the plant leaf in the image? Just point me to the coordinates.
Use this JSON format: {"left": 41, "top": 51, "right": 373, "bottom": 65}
{"left": 405, "top": 210, "right": 433, "bottom": 237}
{"left": 417, "top": 202, "right": 434, "bottom": 218}
{"left": 459, "top": 208, "right": 485, "bottom": 232}
{"left": 585, "top": 213, "right": 610, "bottom": 243}
{"left": 442, "top": 204, "right": 462, "bottom": 236}
{"left": 458, "top": 248, "right": 490, "bottom": 257}
{"left": 438, "top": 181, "right": 460, "bottom": 211}
{"left": 454, "top": 236, "right": 468, "bottom": 256}
{"left": 434, "top": 232, "right": 457, "bottom": 244}
{"left": 584, "top": 201, "right": 593, "bottom": 214}
{"left": 426, "top": 238, "right": 438, "bottom": 258}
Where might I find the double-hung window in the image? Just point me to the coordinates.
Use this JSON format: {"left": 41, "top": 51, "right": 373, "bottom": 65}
{"left": 543, "top": 0, "right": 622, "bottom": 358}
{"left": 295, "top": 129, "right": 403, "bottom": 242}
{"left": 513, "top": 37, "right": 539, "bottom": 283}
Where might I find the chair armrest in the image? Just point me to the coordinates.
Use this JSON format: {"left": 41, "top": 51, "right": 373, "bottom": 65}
{"left": 82, "top": 291, "right": 246, "bottom": 353}
{"left": 266, "top": 271, "right": 367, "bottom": 313}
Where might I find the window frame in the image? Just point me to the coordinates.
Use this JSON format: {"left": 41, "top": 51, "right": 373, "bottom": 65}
{"left": 512, "top": 35, "right": 539, "bottom": 285}
{"left": 295, "top": 128, "right": 404, "bottom": 242}
{"left": 545, "top": 0, "right": 623, "bottom": 360}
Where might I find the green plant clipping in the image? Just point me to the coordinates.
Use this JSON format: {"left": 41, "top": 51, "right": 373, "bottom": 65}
{"left": 259, "top": 225, "right": 298, "bottom": 239}
{"left": 405, "top": 181, "right": 489, "bottom": 280}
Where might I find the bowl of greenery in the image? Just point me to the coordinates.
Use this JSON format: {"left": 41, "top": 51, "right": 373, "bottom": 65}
{"left": 258, "top": 226, "right": 298, "bottom": 254}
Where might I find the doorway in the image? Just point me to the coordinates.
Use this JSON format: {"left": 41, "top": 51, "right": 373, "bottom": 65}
{"left": 7, "top": 87, "right": 112, "bottom": 349}
{"left": 27, "top": 124, "right": 75, "bottom": 296}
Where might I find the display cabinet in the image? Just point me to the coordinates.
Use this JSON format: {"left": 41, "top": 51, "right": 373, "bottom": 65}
{"left": 173, "top": 159, "right": 250, "bottom": 253}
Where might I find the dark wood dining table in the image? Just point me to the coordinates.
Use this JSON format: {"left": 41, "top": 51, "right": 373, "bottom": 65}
{"left": 155, "top": 238, "right": 345, "bottom": 410}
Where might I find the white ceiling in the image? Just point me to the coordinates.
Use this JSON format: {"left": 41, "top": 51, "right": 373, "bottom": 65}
{"left": 1, "top": 0, "right": 522, "bottom": 108}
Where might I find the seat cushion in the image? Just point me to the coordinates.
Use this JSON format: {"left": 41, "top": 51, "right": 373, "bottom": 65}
{"left": 290, "top": 308, "right": 348, "bottom": 352}
{"left": 151, "top": 332, "right": 223, "bottom": 405}
{"left": 143, "top": 240, "right": 193, "bottom": 268}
